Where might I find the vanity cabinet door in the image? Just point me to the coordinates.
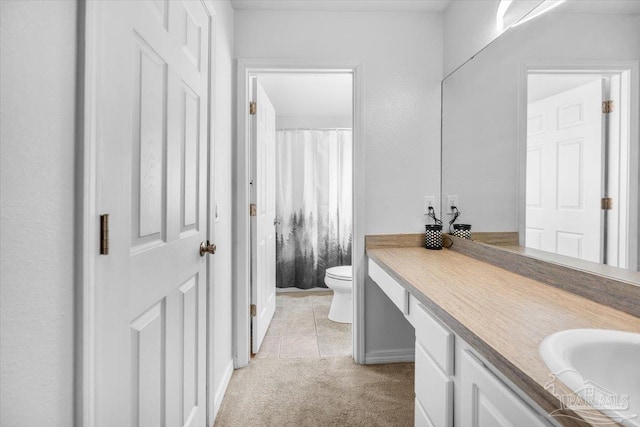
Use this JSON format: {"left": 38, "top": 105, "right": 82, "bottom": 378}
{"left": 413, "top": 301, "right": 454, "bottom": 375}
{"left": 460, "top": 350, "right": 549, "bottom": 427}
{"left": 415, "top": 342, "right": 454, "bottom": 427}
{"left": 415, "top": 398, "right": 436, "bottom": 427}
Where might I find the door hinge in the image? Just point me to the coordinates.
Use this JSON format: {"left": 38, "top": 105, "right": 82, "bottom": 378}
{"left": 250, "top": 203, "right": 257, "bottom": 216}
{"left": 250, "top": 304, "right": 257, "bottom": 317}
{"left": 602, "top": 100, "right": 614, "bottom": 114}
{"left": 249, "top": 101, "right": 257, "bottom": 115}
{"left": 601, "top": 197, "right": 613, "bottom": 210}
{"left": 100, "top": 214, "right": 109, "bottom": 255}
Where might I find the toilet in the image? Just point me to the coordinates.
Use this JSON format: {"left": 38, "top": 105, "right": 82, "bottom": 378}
{"left": 324, "top": 265, "right": 353, "bottom": 323}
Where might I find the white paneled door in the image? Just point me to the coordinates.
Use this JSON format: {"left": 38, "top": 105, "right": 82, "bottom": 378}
{"left": 93, "top": 1, "right": 210, "bottom": 426}
{"left": 526, "top": 79, "right": 604, "bottom": 263}
{"left": 250, "top": 80, "right": 277, "bottom": 354}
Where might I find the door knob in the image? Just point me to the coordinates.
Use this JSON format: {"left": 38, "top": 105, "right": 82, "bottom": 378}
{"left": 199, "top": 241, "right": 216, "bottom": 256}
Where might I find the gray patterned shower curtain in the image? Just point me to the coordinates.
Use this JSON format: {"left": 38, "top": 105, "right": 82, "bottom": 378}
{"left": 275, "top": 129, "right": 352, "bottom": 289}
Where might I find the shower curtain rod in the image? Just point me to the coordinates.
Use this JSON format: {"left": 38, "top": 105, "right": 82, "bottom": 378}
{"left": 276, "top": 127, "right": 353, "bottom": 131}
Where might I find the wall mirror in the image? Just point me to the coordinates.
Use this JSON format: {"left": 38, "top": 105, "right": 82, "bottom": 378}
{"left": 441, "top": 0, "right": 640, "bottom": 274}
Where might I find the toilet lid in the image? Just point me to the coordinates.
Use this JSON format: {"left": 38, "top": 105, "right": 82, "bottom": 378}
{"left": 326, "top": 266, "right": 352, "bottom": 280}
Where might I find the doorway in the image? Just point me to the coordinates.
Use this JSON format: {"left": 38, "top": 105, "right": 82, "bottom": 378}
{"left": 524, "top": 67, "right": 634, "bottom": 268}
{"left": 234, "top": 60, "right": 365, "bottom": 368}
{"left": 253, "top": 73, "right": 353, "bottom": 359}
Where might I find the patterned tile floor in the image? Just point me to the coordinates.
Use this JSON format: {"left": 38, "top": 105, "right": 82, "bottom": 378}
{"left": 254, "top": 291, "right": 352, "bottom": 359}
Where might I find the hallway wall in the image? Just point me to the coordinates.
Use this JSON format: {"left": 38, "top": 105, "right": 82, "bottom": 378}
{"left": 235, "top": 10, "right": 443, "bottom": 358}
{"left": 0, "top": 1, "right": 77, "bottom": 425}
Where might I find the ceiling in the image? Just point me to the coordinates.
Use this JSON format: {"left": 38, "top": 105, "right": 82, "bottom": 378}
{"left": 230, "top": 0, "right": 452, "bottom": 12}
{"left": 528, "top": 74, "right": 604, "bottom": 103}
{"left": 258, "top": 74, "right": 353, "bottom": 117}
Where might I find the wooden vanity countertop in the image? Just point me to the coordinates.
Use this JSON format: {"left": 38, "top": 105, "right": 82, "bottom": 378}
{"left": 367, "top": 246, "right": 640, "bottom": 426}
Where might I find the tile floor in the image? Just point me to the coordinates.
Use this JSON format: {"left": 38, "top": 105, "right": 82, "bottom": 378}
{"left": 254, "top": 290, "right": 352, "bottom": 359}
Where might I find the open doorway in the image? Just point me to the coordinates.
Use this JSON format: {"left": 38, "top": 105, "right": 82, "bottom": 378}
{"left": 234, "top": 61, "right": 364, "bottom": 368}
{"left": 525, "top": 68, "right": 633, "bottom": 268}
{"left": 250, "top": 73, "right": 353, "bottom": 359}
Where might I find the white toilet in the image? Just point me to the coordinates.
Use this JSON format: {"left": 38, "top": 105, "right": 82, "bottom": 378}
{"left": 324, "top": 265, "right": 353, "bottom": 323}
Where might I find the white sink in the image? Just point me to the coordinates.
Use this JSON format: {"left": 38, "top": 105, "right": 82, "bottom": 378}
{"left": 540, "top": 329, "right": 640, "bottom": 426}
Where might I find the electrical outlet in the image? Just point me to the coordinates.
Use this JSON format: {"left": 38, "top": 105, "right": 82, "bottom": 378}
{"left": 424, "top": 196, "right": 436, "bottom": 214}
{"left": 446, "top": 195, "right": 459, "bottom": 215}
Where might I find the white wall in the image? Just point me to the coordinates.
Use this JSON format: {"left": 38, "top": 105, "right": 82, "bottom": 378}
{"left": 209, "top": 0, "right": 236, "bottom": 422}
{"left": 0, "top": 1, "right": 77, "bottom": 425}
{"left": 443, "top": 0, "right": 501, "bottom": 76}
{"left": 443, "top": 0, "right": 541, "bottom": 76}
{"left": 235, "top": 10, "right": 443, "bottom": 357}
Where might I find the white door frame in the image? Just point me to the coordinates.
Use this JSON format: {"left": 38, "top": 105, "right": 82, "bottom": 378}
{"left": 517, "top": 60, "right": 639, "bottom": 270}
{"left": 78, "top": 2, "right": 217, "bottom": 426}
{"left": 234, "top": 59, "right": 365, "bottom": 367}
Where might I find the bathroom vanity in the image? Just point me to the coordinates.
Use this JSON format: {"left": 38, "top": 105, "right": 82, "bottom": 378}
{"left": 366, "top": 239, "right": 640, "bottom": 427}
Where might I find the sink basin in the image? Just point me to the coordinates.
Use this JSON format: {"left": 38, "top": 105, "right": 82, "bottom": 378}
{"left": 540, "top": 329, "right": 640, "bottom": 426}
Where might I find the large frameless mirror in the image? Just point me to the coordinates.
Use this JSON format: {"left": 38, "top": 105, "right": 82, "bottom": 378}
{"left": 441, "top": 0, "right": 640, "bottom": 275}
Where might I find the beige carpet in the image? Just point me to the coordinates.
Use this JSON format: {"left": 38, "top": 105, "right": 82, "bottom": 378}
{"left": 214, "top": 357, "right": 415, "bottom": 427}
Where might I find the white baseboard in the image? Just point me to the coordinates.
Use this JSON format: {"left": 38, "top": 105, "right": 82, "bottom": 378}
{"left": 276, "top": 287, "right": 332, "bottom": 293}
{"left": 364, "top": 348, "right": 415, "bottom": 364}
{"left": 211, "top": 359, "right": 234, "bottom": 422}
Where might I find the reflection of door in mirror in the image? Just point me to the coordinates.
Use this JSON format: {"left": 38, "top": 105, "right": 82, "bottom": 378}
{"left": 526, "top": 71, "right": 629, "bottom": 268}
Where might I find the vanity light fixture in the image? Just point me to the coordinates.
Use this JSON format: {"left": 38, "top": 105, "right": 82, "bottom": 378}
{"left": 496, "top": 0, "right": 514, "bottom": 32}
{"left": 496, "top": 0, "right": 566, "bottom": 32}
{"left": 512, "top": 0, "right": 566, "bottom": 28}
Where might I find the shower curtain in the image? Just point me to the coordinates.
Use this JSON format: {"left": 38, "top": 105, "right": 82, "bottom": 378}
{"left": 276, "top": 129, "right": 353, "bottom": 289}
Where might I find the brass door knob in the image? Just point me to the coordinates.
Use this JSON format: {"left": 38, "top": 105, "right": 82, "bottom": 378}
{"left": 199, "top": 241, "right": 216, "bottom": 257}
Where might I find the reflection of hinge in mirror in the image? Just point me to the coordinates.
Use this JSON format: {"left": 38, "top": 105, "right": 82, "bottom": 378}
{"left": 250, "top": 203, "right": 257, "bottom": 216}
{"left": 602, "top": 100, "right": 614, "bottom": 114}
{"left": 601, "top": 197, "right": 613, "bottom": 210}
{"left": 250, "top": 304, "right": 257, "bottom": 317}
{"left": 249, "top": 101, "right": 257, "bottom": 115}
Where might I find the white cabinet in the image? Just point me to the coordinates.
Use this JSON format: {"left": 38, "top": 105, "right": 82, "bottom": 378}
{"left": 416, "top": 398, "right": 436, "bottom": 427}
{"left": 415, "top": 340, "right": 454, "bottom": 427}
{"left": 368, "top": 259, "right": 409, "bottom": 315}
{"left": 459, "top": 350, "right": 549, "bottom": 427}
{"left": 413, "top": 302, "right": 454, "bottom": 427}
{"left": 368, "top": 258, "right": 552, "bottom": 427}
{"left": 412, "top": 300, "right": 454, "bottom": 376}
